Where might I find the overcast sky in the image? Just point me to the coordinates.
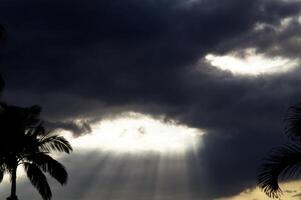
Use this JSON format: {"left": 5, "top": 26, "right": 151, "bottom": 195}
{"left": 1, "top": 0, "right": 301, "bottom": 199}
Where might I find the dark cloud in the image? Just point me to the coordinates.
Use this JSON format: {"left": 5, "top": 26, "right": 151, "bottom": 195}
{"left": 0, "top": 0, "right": 301, "bottom": 199}
{"left": 45, "top": 120, "right": 92, "bottom": 136}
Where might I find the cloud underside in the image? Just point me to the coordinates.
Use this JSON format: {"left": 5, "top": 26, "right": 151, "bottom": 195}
{"left": 1, "top": 0, "right": 301, "bottom": 199}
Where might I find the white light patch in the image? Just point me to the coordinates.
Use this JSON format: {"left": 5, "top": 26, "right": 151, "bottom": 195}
{"left": 204, "top": 48, "right": 299, "bottom": 75}
{"left": 67, "top": 112, "right": 203, "bottom": 153}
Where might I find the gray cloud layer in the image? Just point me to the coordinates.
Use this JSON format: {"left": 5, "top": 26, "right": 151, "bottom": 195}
{"left": 1, "top": 0, "right": 301, "bottom": 199}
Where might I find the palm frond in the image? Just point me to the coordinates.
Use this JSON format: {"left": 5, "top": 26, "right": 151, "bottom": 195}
{"left": 0, "top": 166, "right": 4, "bottom": 183}
{"left": 0, "top": 162, "right": 10, "bottom": 174}
{"left": 284, "top": 104, "right": 301, "bottom": 142}
{"left": 38, "top": 135, "right": 73, "bottom": 154}
{"left": 257, "top": 144, "right": 301, "bottom": 199}
{"left": 25, "top": 153, "right": 68, "bottom": 185}
{"left": 26, "top": 123, "right": 46, "bottom": 137}
{"left": 23, "top": 162, "right": 52, "bottom": 200}
{"left": 0, "top": 103, "right": 72, "bottom": 199}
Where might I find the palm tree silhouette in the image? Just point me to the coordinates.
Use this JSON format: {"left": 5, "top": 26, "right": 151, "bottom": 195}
{"left": 0, "top": 103, "right": 73, "bottom": 200}
{"left": 258, "top": 103, "right": 301, "bottom": 198}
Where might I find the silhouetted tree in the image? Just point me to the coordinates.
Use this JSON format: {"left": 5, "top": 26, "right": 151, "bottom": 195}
{"left": 0, "top": 104, "right": 73, "bottom": 200}
{"left": 258, "top": 104, "right": 301, "bottom": 199}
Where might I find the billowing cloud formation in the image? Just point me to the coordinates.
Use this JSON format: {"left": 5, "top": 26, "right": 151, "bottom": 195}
{"left": 0, "top": 0, "right": 301, "bottom": 199}
{"left": 45, "top": 120, "right": 92, "bottom": 136}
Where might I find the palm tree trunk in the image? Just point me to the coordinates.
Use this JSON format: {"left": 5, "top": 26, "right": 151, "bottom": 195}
{"left": 7, "top": 164, "right": 18, "bottom": 200}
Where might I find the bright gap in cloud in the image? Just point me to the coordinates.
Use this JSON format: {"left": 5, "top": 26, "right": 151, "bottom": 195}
{"left": 0, "top": 113, "right": 203, "bottom": 184}
{"left": 65, "top": 112, "right": 204, "bottom": 153}
{"left": 204, "top": 48, "right": 299, "bottom": 75}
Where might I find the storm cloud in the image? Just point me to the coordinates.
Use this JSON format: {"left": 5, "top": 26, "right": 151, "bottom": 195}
{"left": 1, "top": 0, "right": 301, "bottom": 199}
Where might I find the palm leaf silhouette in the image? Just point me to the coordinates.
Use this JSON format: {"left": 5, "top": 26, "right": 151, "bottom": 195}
{"left": 0, "top": 104, "right": 73, "bottom": 200}
{"left": 24, "top": 153, "right": 68, "bottom": 185}
{"left": 284, "top": 104, "right": 301, "bottom": 142}
{"left": 258, "top": 144, "right": 301, "bottom": 198}
{"left": 24, "top": 163, "right": 52, "bottom": 200}
{"left": 38, "top": 135, "right": 73, "bottom": 153}
{"left": 258, "top": 104, "right": 301, "bottom": 198}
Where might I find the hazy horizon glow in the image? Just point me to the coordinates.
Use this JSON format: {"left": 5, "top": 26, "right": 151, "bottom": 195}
{"left": 218, "top": 180, "right": 301, "bottom": 200}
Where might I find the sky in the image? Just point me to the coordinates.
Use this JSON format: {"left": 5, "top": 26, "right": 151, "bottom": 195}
{"left": 1, "top": 0, "right": 301, "bottom": 199}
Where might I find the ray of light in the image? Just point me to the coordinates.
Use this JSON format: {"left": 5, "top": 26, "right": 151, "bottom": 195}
{"left": 0, "top": 113, "right": 205, "bottom": 200}
{"left": 153, "top": 152, "right": 192, "bottom": 200}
